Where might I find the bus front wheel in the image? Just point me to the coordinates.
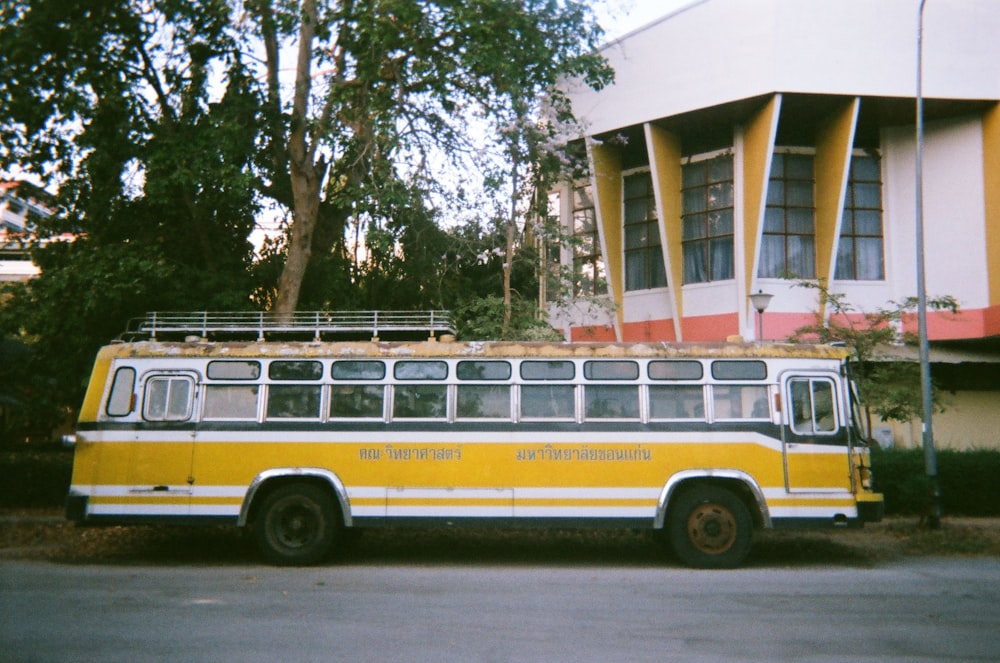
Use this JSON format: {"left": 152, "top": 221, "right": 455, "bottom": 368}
{"left": 254, "top": 484, "right": 337, "bottom": 565}
{"left": 667, "top": 485, "right": 752, "bottom": 569}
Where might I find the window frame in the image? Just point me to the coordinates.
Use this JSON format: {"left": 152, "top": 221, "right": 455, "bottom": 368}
{"left": 681, "top": 152, "right": 735, "bottom": 284}
{"left": 202, "top": 383, "right": 261, "bottom": 421}
{"left": 787, "top": 376, "right": 840, "bottom": 436}
{"left": 759, "top": 150, "right": 816, "bottom": 279}
{"left": 265, "top": 383, "right": 323, "bottom": 420}
{"left": 106, "top": 367, "right": 137, "bottom": 417}
{"left": 572, "top": 183, "right": 606, "bottom": 297}
{"left": 623, "top": 170, "right": 667, "bottom": 291}
{"left": 836, "top": 152, "right": 885, "bottom": 281}
{"left": 142, "top": 373, "right": 196, "bottom": 422}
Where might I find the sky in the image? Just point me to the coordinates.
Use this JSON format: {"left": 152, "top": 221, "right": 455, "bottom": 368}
{"left": 598, "top": 0, "right": 696, "bottom": 41}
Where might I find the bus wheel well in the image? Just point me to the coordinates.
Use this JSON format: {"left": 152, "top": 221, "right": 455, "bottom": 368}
{"left": 667, "top": 477, "right": 765, "bottom": 529}
{"left": 245, "top": 476, "right": 345, "bottom": 530}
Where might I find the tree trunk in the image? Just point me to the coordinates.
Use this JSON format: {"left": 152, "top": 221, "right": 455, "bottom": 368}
{"left": 273, "top": 161, "right": 322, "bottom": 315}
{"left": 271, "top": 0, "right": 320, "bottom": 316}
{"left": 502, "top": 156, "right": 518, "bottom": 338}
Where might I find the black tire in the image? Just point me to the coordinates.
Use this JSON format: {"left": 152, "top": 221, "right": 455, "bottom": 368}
{"left": 667, "top": 485, "right": 753, "bottom": 569}
{"left": 253, "top": 483, "right": 338, "bottom": 565}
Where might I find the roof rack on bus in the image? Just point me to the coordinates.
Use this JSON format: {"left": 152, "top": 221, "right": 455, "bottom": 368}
{"left": 119, "top": 310, "right": 456, "bottom": 342}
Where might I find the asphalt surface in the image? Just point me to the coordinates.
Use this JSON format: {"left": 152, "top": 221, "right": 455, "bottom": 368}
{"left": 2, "top": 557, "right": 999, "bottom": 662}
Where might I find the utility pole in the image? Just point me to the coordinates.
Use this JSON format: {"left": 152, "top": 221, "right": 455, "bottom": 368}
{"left": 915, "top": 0, "right": 942, "bottom": 528}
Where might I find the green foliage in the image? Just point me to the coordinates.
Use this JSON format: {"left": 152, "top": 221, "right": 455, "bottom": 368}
{"left": 246, "top": 0, "right": 613, "bottom": 311}
{"left": 791, "top": 279, "right": 958, "bottom": 423}
{"left": 871, "top": 448, "right": 1000, "bottom": 517}
{"left": 0, "top": 449, "right": 72, "bottom": 503}
{"left": 453, "top": 296, "right": 562, "bottom": 342}
{"left": 0, "top": 0, "right": 612, "bottom": 435}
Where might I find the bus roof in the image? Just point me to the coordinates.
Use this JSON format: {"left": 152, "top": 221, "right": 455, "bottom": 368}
{"left": 96, "top": 339, "right": 853, "bottom": 362}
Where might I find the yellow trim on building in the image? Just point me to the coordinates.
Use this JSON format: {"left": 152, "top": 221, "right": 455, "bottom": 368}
{"left": 589, "top": 140, "right": 625, "bottom": 337}
{"left": 983, "top": 102, "right": 1000, "bottom": 307}
{"left": 814, "top": 97, "right": 860, "bottom": 289}
{"left": 645, "top": 123, "right": 685, "bottom": 339}
{"left": 742, "top": 94, "right": 782, "bottom": 294}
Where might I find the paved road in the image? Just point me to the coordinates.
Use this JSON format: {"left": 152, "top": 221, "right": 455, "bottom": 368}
{"left": 2, "top": 557, "right": 999, "bottom": 662}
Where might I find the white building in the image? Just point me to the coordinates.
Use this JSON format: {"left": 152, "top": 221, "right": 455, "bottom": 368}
{"left": 1, "top": 181, "right": 54, "bottom": 282}
{"left": 551, "top": 0, "right": 1000, "bottom": 448}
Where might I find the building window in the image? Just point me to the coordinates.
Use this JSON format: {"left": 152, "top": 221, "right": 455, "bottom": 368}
{"left": 543, "top": 192, "right": 562, "bottom": 304}
{"left": 836, "top": 155, "right": 884, "bottom": 281}
{"left": 759, "top": 152, "right": 815, "bottom": 278}
{"left": 572, "top": 185, "right": 606, "bottom": 296}
{"left": 682, "top": 153, "right": 734, "bottom": 283}
{"left": 623, "top": 171, "right": 667, "bottom": 291}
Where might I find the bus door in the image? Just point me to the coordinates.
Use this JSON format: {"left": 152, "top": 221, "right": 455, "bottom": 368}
{"left": 779, "top": 373, "right": 852, "bottom": 493}
{"left": 125, "top": 371, "right": 198, "bottom": 511}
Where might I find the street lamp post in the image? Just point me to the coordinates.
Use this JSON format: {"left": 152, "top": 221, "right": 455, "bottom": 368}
{"left": 916, "top": 0, "right": 941, "bottom": 527}
{"left": 749, "top": 290, "right": 773, "bottom": 342}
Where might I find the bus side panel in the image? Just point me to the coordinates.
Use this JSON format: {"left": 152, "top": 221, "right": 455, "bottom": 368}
{"left": 186, "top": 432, "right": 798, "bottom": 525}
{"left": 77, "top": 350, "right": 115, "bottom": 424}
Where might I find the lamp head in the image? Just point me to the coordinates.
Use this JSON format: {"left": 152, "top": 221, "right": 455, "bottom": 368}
{"left": 749, "top": 290, "right": 774, "bottom": 314}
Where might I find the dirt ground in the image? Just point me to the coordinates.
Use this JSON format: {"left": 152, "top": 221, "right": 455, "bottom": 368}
{"left": 2, "top": 507, "right": 999, "bottom": 567}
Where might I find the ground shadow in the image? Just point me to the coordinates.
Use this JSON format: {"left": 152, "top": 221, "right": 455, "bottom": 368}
{"left": 10, "top": 521, "right": 882, "bottom": 568}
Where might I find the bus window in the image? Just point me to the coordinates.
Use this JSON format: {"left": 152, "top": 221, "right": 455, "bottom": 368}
{"left": 584, "top": 361, "right": 638, "bottom": 380}
{"left": 648, "top": 360, "right": 703, "bottom": 380}
{"left": 394, "top": 361, "right": 447, "bottom": 380}
{"left": 330, "top": 361, "right": 386, "bottom": 418}
{"left": 457, "top": 384, "right": 511, "bottom": 419}
{"left": 391, "top": 361, "right": 448, "bottom": 419}
{"left": 331, "top": 360, "right": 385, "bottom": 380}
{"left": 712, "top": 360, "right": 767, "bottom": 380}
{"left": 456, "top": 361, "right": 511, "bottom": 420}
{"left": 330, "top": 385, "right": 384, "bottom": 419}
{"left": 143, "top": 375, "right": 194, "bottom": 421}
{"left": 789, "top": 378, "right": 837, "bottom": 434}
{"left": 712, "top": 385, "right": 769, "bottom": 420}
{"left": 521, "top": 384, "right": 575, "bottom": 420}
{"left": 266, "top": 385, "right": 321, "bottom": 419}
{"left": 106, "top": 367, "right": 136, "bottom": 416}
{"left": 207, "top": 360, "right": 261, "bottom": 380}
{"left": 457, "top": 360, "right": 511, "bottom": 381}
{"left": 584, "top": 384, "right": 639, "bottom": 420}
{"left": 204, "top": 384, "right": 259, "bottom": 420}
{"left": 521, "top": 361, "right": 574, "bottom": 380}
{"left": 649, "top": 385, "right": 704, "bottom": 419}
{"left": 269, "top": 360, "right": 322, "bottom": 381}
{"left": 393, "top": 384, "right": 447, "bottom": 419}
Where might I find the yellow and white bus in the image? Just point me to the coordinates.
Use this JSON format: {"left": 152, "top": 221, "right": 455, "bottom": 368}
{"left": 65, "top": 312, "right": 883, "bottom": 568}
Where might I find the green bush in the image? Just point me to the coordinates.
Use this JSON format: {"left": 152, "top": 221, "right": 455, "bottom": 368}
{"left": 871, "top": 447, "right": 1000, "bottom": 517}
{"left": 0, "top": 448, "right": 73, "bottom": 508}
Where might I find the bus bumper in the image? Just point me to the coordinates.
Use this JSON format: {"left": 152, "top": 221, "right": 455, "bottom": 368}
{"left": 857, "top": 494, "right": 885, "bottom": 523}
{"left": 65, "top": 492, "right": 89, "bottom": 523}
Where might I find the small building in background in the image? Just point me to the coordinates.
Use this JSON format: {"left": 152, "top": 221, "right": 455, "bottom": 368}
{"left": 1, "top": 180, "right": 56, "bottom": 283}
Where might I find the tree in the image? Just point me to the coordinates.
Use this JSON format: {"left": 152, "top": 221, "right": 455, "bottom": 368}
{"left": 246, "top": 0, "right": 613, "bottom": 314}
{"left": 0, "top": 0, "right": 613, "bottom": 430}
{"left": 789, "top": 280, "right": 959, "bottom": 425}
{"left": 1, "top": 0, "right": 261, "bottom": 429}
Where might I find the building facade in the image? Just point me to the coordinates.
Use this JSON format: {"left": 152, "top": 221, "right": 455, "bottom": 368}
{"left": 0, "top": 180, "right": 54, "bottom": 283}
{"left": 549, "top": 0, "right": 1000, "bottom": 448}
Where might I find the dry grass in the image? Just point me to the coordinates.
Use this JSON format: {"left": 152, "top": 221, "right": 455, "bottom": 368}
{"left": 2, "top": 508, "right": 999, "bottom": 567}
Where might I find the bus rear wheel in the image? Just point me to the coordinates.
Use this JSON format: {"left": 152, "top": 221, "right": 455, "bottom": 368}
{"left": 254, "top": 484, "right": 337, "bottom": 565}
{"left": 668, "top": 485, "right": 752, "bottom": 569}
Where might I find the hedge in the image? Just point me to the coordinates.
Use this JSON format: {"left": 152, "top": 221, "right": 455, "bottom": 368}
{"left": 871, "top": 447, "right": 1000, "bottom": 517}
{"left": 0, "top": 447, "right": 73, "bottom": 508}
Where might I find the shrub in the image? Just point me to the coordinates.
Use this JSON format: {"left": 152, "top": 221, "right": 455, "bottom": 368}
{"left": 0, "top": 448, "right": 72, "bottom": 508}
{"left": 871, "top": 447, "right": 1000, "bottom": 517}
